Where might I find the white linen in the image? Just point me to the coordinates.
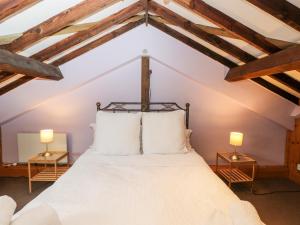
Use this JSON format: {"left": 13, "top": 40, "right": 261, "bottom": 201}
{"left": 0, "top": 195, "right": 16, "bottom": 225}
{"left": 142, "top": 110, "right": 187, "bottom": 154}
{"left": 11, "top": 204, "right": 62, "bottom": 225}
{"left": 15, "top": 150, "right": 264, "bottom": 225}
{"left": 95, "top": 111, "right": 142, "bottom": 155}
{"left": 229, "top": 200, "right": 265, "bottom": 225}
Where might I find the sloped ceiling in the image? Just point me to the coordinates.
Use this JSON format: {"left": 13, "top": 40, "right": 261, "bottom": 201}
{"left": 0, "top": 0, "right": 300, "bottom": 128}
{"left": 0, "top": 25, "right": 295, "bottom": 129}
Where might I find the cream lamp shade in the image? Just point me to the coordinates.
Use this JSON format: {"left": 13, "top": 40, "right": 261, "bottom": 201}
{"left": 229, "top": 132, "right": 243, "bottom": 146}
{"left": 40, "top": 129, "right": 54, "bottom": 144}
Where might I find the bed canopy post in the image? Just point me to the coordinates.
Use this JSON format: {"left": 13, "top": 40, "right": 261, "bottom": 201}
{"left": 186, "top": 103, "right": 190, "bottom": 129}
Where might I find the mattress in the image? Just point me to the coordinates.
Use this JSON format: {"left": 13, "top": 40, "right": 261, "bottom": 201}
{"left": 15, "top": 150, "right": 242, "bottom": 225}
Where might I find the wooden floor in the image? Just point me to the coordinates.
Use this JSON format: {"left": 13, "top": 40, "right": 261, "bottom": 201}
{"left": 0, "top": 177, "right": 300, "bottom": 224}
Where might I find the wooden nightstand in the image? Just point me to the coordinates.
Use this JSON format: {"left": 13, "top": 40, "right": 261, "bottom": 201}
{"left": 216, "top": 152, "right": 256, "bottom": 191}
{"left": 28, "top": 151, "right": 69, "bottom": 193}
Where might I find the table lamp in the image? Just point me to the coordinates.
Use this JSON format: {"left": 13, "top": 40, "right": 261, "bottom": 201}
{"left": 40, "top": 129, "right": 53, "bottom": 157}
{"left": 229, "top": 132, "right": 243, "bottom": 160}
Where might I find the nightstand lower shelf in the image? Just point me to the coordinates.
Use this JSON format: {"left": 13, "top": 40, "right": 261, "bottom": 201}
{"left": 218, "top": 168, "right": 253, "bottom": 183}
{"left": 31, "top": 167, "right": 68, "bottom": 182}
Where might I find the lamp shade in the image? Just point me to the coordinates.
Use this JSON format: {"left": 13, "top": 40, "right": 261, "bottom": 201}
{"left": 40, "top": 129, "right": 54, "bottom": 143}
{"left": 229, "top": 132, "right": 243, "bottom": 146}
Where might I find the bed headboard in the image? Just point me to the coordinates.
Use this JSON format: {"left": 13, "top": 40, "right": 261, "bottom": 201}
{"left": 96, "top": 102, "right": 190, "bottom": 128}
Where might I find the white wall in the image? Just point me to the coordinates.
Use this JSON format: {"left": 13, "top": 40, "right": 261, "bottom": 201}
{"left": 0, "top": 25, "right": 290, "bottom": 164}
{"left": 2, "top": 58, "right": 286, "bottom": 165}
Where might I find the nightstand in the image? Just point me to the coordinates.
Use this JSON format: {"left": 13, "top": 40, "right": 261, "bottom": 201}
{"left": 216, "top": 152, "right": 256, "bottom": 191}
{"left": 28, "top": 151, "right": 69, "bottom": 193}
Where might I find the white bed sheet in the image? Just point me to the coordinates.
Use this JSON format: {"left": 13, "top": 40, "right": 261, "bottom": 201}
{"left": 15, "top": 150, "right": 248, "bottom": 225}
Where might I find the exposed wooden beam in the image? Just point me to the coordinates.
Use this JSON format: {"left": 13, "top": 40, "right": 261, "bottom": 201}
{"left": 0, "top": 76, "right": 33, "bottom": 95}
{"left": 145, "top": 0, "right": 149, "bottom": 26}
{"left": 0, "top": 0, "right": 40, "bottom": 22}
{"left": 0, "top": 1, "right": 144, "bottom": 95}
{"left": 149, "top": 17, "right": 236, "bottom": 68}
{"left": 252, "top": 77, "right": 299, "bottom": 104}
{"left": 246, "top": 0, "right": 300, "bottom": 32}
{"left": 141, "top": 55, "right": 150, "bottom": 111}
{"left": 149, "top": 18, "right": 299, "bottom": 104}
{"left": 151, "top": 15, "right": 294, "bottom": 49}
{"left": 0, "top": 49, "right": 63, "bottom": 80}
{"left": 3, "top": 0, "right": 119, "bottom": 52}
{"left": 149, "top": 2, "right": 300, "bottom": 94}
{"left": 0, "top": 15, "right": 143, "bottom": 45}
{"left": 173, "top": 0, "right": 281, "bottom": 54}
{"left": 31, "top": 1, "right": 145, "bottom": 62}
{"left": 149, "top": 1, "right": 255, "bottom": 63}
{"left": 0, "top": 71, "right": 16, "bottom": 83}
{"left": 226, "top": 45, "right": 300, "bottom": 81}
{"left": 271, "top": 74, "right": 300, "bottom": 93}
{"left": 0, "top": 15, "right": 293, "bottom": 49}
{"left": 52, "top": 19, "right": 145, "bottom": 66}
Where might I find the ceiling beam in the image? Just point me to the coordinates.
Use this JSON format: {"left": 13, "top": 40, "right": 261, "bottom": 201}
{"left": 52, "top": 19, "right": 145, "bottom": 66}
{"left": 149, "top": 1, "right": 255, "bottom": 62}
{"left": 252, "top": 77, "right": 299, "bottom": 104}
{"left": 0, "top": 0, "right": 40, "bottom": 22}
{"left": 0, "top": 15, "right": 293, "bottom": 49}
{"left": 0, "top": 2, "right": 144, "bottom": 95}
{"left": 0, "top": 49, "right": 63, "bottom": 80}
{"left": 2, "top": 0, "right": 119, "bottom": 52}
{"left": 246, "top": 0, "right": 300, "bottom": 32}
{"left": 148, "top": 17, "right": 236, "bottom": 68}
{"left": 0, "top": 15, "right": 143, "bottom": 45}
{"left": 31, "top": 1, "right": 145, "bottom": 62}
{"left": 173, "top": 0, "right": 281, "bottom": 54}
{"left": 0, "top": 71, "right": 15, "bottom": 81}
{"left": 148, "top": 18, "right": 299, "bottom": 105}
{"left": 0, "top": 76, "right": 33, "bottom": 95}
{"left": 149, "top": 2, "right": 300, "bottom": 93}
{"left": 0, "top": 15, "right": 143, "bottom": 84}
{"left": 226, "top": 45, "right": 300, "bottom": 81}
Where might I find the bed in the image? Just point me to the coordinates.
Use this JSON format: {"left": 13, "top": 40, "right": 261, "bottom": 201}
{"left": 13, "top": 102, "right": 264, "bottom": 225}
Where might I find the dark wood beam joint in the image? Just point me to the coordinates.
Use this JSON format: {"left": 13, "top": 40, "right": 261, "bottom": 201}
{"left": 0, "top": 49, "right": 63, "bottom": 80}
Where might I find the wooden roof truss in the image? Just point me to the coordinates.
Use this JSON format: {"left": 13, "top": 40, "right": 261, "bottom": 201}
{"left": 0, "top": 0, "right": 300, "bottom": 105}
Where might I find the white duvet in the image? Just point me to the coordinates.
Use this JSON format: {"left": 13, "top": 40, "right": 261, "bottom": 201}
{"left": 15, "top": 150, "right": 263, "bottom": 225}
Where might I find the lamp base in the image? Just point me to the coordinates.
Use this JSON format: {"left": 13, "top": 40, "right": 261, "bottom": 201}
{"left": 231, "top": 153, "right": 239, "bottom": 161}
{"left": 41, "top": 151, "right": 52, "bottom": 157}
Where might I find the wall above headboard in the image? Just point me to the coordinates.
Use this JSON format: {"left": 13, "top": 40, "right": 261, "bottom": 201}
{"left": 1, "top": 57, "right": 287, "bottom": 165}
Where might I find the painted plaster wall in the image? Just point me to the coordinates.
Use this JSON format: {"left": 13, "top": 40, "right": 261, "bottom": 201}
{"left": 2, "top": 58, "right": 286, "bottom": 165}
{"left": 0, "top": 25, "right": 289, "bottom": 164}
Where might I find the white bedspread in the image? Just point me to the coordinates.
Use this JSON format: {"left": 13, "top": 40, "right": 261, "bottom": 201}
{"left": 15, "top": 150, "right": 259, "bottom": 225}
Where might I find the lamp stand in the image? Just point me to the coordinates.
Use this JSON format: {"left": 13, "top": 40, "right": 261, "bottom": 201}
{"left": 41, "top": 143, "right": 52, "bottom": 157}
{"left": 231, "top": 148, "right": 239, "bottom": 161}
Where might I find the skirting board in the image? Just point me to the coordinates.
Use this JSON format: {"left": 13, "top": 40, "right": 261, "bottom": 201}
{"left": 0, "top": 164, "right": 289, "bottom": 178}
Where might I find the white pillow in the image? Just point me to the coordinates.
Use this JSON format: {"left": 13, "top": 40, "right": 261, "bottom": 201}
{"left": 95, "top": 111, "right": 142, "bottom": 155}
{"left": 0, "top": 195, "right": 16, "bottom": 225}
{"left": 229, "top": 200, "right": 265, "bottom": 225}
{"left": 142, "top": 110, "right": 187, "bottom": 154}
{"left": 11, "top": 204, "right": 62, "bottom": 225}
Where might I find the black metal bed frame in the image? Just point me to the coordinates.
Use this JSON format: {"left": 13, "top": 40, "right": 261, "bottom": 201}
{"left": 96, "top": 102, "right": 190, "bottom": 128}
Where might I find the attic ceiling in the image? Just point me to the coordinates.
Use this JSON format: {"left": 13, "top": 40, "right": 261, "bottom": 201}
{"left": 1, "top": 0, "right": 300, "bottom": 104}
